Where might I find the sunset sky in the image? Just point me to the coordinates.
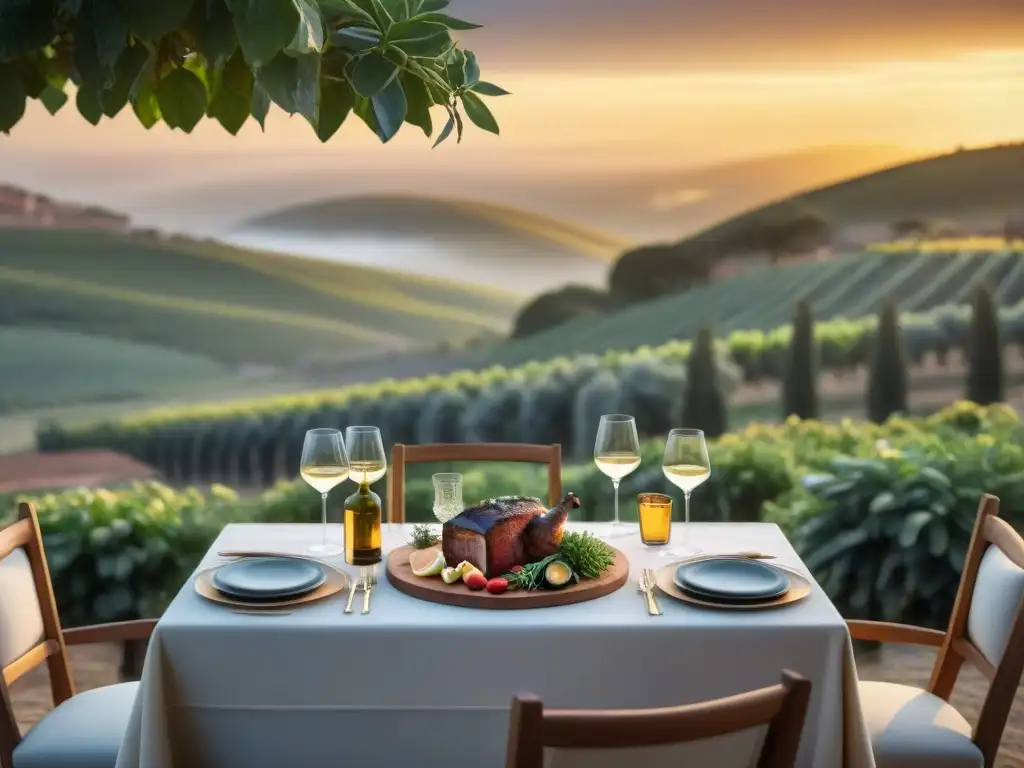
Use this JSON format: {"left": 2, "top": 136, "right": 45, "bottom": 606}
{"left": 1, "top": 0, "right": 1022, "bottom": 236}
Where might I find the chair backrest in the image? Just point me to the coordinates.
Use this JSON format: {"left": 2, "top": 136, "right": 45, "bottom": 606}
{"left": 505, "top": 670, "right": 811, "bottom": 768}
{"left": 388, "top": 443, "right": 562, "bottom": 523}
{"left": 927, "top": 493, "right": 1024, "bottom": 765}
{"left": 0, "top": 503, "right": 74, "bottom": 762}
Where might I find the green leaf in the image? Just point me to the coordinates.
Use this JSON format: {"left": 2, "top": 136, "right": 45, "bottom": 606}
{"left": 227, "top": 0, "right": 300, "bottom": 66}
{"left": 257, "top": 52, "right": 320, "bottom": 125}
{"left": 0, "top": 63, "right": 27, "bottom": 132}
{"left": 370, "top": 75, "right": 406, "bottom": 142}
{"left": 400, "top": 70, "right": 431, "bottom": 136}
{"left": 76, "top": 85, "right": 104, "bottom": 125}
{"left": 351, "top": 52, "right": 398, "bottom": 97}
{"left": 387, "top": 17, "right": 445, "bottom": 44}
{"left": 353, "top": 0, "right": 393, "bottom": 29}
{"left": 156, "top": 68, "right": 208, "bottom": 132}
{"left": 868, "top": 491, "right": 896, "bottom": 515}
{"left": 417, "top": 0, "right": 448, "bottom": 11}
{"left": 919, "top": 466, "right": 952, "bottom": 490}
{"left": 899, "top": 510, "right": 933, "bottom": 548}
{"left": 251, "top": 81, "right": 270, "bottom": 128}
{"left": 461, "top": 50, "right": 480, "bottom": 86}
{"left": 468, "top": 81, "right": 507, "bottom": 96}
{"left": 459, "top": 90, "right": 497, "bottom": 134}
{"left": 101, "top": 43, "right": 150, "bottom": 118}
{"left": 352, "top": 93, "right": 379, "bottom": 132}
{"left": 413, "top": 12, "right": 480, "bottom": 30}
{"left": 74, "top": 0, "right": 128, "bottom": 91}
{"left": 319, "top": 0, "right": 375, "bottom": 26}
{"left": 207, "top": 50, "right": 253, "bottom": 135}
{"left": 287, "top": 0, "right": 325, "bottom": 54}
{"left": 122, "top": 0, "right": 195, "bottom": 38}
{"left": 445, "top": 48, "right": 465, "bottom": 87}
{"left": 431, "top": 111, "right": 453, "bottom": 147}
{"left": 316, "top": 78, "right": 354, "bottom": 141}
{"left": 391, "top": 26, "right": 450, "bottom": 57}
{"left": 331, "top": 26, "right": 380, "bottom": 51}
{"left": 0, "top": 0, "right": 57, "bottom": 58}
{"left": 189, "top": 0, "right": 238, "bottom": 64}
{"left": 38, "top": 84, "right": 68, "bottom": 115}
{"left": 131, "top": 87, "right": 161, "bottom": 128}
{"left": 802, "top": 527, "right": 869, "bottom": 571}
{"left": 927, "top": 521, "right": 949, "bottom": 557}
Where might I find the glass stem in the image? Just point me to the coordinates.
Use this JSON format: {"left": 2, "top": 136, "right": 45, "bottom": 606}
{"left": 683, "top": 491, "right": 691, "bottom": 543}
{"left": 612, "top": 479, "right": 620, "bottom": 525}
{"left": 321, "top": 492, "right": 328, "bottom": 544}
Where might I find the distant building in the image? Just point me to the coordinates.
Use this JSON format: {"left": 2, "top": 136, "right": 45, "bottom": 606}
{"left": 0, "top": 185, "right": 130, "bottom": 232}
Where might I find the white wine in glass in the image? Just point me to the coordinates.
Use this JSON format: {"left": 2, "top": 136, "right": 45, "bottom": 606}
{"left": 661, "top": 428, "right": 711, "bottom": 558}
{"left": 343, "top": 426, "right": 386, "bottom": 569}
{"left": 594, "top": 414, "right": 641, "bottom": 538}
{"left": 300, "top": 428, "right": 349, "bottom": 555}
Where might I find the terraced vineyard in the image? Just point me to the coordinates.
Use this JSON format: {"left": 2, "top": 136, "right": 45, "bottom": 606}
{"left": 479, "top": 249, "right": 1024, "bottom": 367}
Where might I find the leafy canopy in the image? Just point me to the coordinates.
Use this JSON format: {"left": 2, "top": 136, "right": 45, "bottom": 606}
{"left": 0, "top": 0, "right": 509, "bottom": 145}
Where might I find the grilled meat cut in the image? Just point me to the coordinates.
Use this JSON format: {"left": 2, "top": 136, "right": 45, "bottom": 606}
{"left": 442, "top": 493, "right": 581, "bottom": 578}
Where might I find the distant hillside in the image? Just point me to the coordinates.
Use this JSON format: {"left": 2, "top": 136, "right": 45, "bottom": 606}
{"left": 236, "top": 194, "right": 630, "bottom": 296}
{"left": 478, "top": 248, "right": 1024, "bottom": 367}
{"left": 683, "top": 144, "right": 1024, "bottom": 251}
{"left": 0, "top": 228, "right": 521, "bottom": 370}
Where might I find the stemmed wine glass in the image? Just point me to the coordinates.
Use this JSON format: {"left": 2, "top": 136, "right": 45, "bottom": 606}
{"left": 661, "top": 428, "right": 711, "bottom": 557}
{"left": 300, "top": 428, "right": 350, "bottom": 555}
{"left": 344, "top": 426, "right": 386, "bottom": 575}
{"left": 593, "top": 414, "right": 641, "bottom": 538}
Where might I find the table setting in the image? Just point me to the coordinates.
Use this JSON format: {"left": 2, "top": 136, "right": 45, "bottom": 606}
{"left": 114, "top": 416, "right": 876, "bottom": 768}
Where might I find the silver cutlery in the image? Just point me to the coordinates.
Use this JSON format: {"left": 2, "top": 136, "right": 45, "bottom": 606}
{"left": 344, "top": 575, "right": 362, "bottom": 614}
{"left": 361, "top": 567, "right": 377, "bottom": 615}
{"left": 639, "top": 568, "right": 662, "bottom": 616}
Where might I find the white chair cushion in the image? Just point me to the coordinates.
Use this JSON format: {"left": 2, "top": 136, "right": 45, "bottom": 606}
{"left": 967, "top": 545, "right": 1024, "bottom": 667}
{"left": 13, "top": 682, "right": 139, "bottom": 768}
{"left": 0, "top": 548, "right": 45, "bottom": 668}
{"left": 858, "top": 681, "right": 982, "bottom": 768}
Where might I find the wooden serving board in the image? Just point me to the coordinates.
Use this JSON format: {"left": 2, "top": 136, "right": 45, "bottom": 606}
{"left": 386, "top": 544, "right": 629, "bottom": 609}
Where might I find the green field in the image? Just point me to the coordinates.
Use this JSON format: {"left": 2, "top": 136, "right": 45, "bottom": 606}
{"left": 0, "top": 228, "right": 521, "bottom": 368}
{"left": 477, "top": 249, "right": 1024, "bottom": 366}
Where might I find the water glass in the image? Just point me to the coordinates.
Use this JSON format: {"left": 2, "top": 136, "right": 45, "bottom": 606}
{"left": 432, "top": 473, "right": 464, "bottom": 523}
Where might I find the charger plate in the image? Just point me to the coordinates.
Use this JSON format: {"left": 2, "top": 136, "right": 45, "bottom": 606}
{"left": 195, "top": 560, "right": 349, "bottom": 609}
{"left": 655, "top": 558, "right": 812, "bottom": 610}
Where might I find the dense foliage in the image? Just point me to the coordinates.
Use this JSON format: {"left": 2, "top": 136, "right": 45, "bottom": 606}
{"left": 17, "top": 402, "right": 1024, "bottom": 631}
{"left": 966, "top": 284, "right": 1004, "bottom": 405}
{"left": 0, "top": 0, "right": 505, "bottom": 145}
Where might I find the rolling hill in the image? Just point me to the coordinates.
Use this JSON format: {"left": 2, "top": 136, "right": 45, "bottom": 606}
{"left": 475, "top": 248, "right": 1024, "bottom": 366}
{"left": 234, "top": 194, "right": 630, "bottom": 295}
{"left": 0, "top": 228, "right": 522, "bottom": 373}
{"left": 681, "top": 144, "right": 1024, "bottom": 251}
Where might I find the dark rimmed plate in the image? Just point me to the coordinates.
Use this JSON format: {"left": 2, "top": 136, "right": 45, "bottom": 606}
{"left": 674, "top": 557, "right": 790, "bottom": 601}
{"left": 212, "top": 557, "right": 326, "bottom": 600}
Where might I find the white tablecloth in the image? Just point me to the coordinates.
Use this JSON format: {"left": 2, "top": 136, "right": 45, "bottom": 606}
{"left": 116, "top": 523, "right": 874, "bottom": 768}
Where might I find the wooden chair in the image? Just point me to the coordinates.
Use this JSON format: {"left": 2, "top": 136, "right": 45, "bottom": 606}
{"left": 0, "top": 502, "right": 157, "bottom": 768}
{"left": 388, "top": 443, "right": 562, "bottom": 523}
{"left": 506, "top": 670, "right": 811, "bottom": 768}
{"left": 848, "top": 493, "right": 1024, "bottom": 768}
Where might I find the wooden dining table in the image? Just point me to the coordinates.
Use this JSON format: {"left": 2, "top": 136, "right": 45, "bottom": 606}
{"left": 115, "top": 522, "right": 875, "bottom": 768}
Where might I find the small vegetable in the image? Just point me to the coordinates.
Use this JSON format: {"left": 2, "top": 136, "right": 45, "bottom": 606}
{"left": 465, "top": 571, "right": 487, "bottom": 590}
{"left": 543, "top": 559, "right": 574, "bottom": 590}
{"left": 485, "top": 577, "right": 509, "bottom": 595}
{"left": 462, "top": 564, "right": 484, "bottom": 585}
{"left": 441, "top": 567, "right": 462, "bottom": 584}
{"left": 510, "top": 565, "right": 523, "bottom": 573}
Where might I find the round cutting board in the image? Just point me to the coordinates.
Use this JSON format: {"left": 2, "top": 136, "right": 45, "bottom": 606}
{"left": 386, "top": 544, "right": 629, "bottom": 609}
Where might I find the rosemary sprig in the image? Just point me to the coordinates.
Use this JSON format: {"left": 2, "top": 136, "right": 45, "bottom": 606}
{"left": 408, "top": 524, "right": 440, "bottom": 549}
{"left": 557, "top": 530, "right": 614, "bottom": 579}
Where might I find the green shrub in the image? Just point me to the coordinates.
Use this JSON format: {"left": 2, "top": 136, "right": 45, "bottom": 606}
{"left": 417, "top": 389, "right": 471, "bottom": 444}
{"left": 966, "top": 284, "right": 1004, "bottom": 405}
{"left": 867, "top": 301, "right": 908, "bottom": 423}
{"left": 682, "top": 327, "right": 728, "bottom": 437}
{"left": 782, "top": 301, "right": 819, "bottom": 420}
{"left": 572, "top": 370, "right": 622, "bottom": 458}
{"left": 618, "top": 357, "right": 686, "bottom": 440}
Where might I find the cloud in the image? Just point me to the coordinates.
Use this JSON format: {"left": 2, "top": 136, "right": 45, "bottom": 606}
{"left": 651, "top": 189, "right": 712, "bottom": 211}
{"left": 452, "top": 0, "right": 1024, "bottom": 69}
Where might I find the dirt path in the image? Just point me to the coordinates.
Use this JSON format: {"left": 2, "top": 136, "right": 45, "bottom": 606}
{"left": 11, "top": 643, "right": 1024, "bottom": 765}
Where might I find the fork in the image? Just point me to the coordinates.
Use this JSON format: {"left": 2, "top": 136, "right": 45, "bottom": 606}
{"left": 361, "top": 567, "right": 377, "bottom": 615}
{"left": 344, "top": 574, "right": 363, "bottom": 615}
{"left": 639, "top": 568, "right": 662, "bottom": 616}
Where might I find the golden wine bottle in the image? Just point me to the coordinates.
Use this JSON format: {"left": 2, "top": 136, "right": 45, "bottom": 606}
{"left": 344, "top": 483, "right": 382, "bottom": 566}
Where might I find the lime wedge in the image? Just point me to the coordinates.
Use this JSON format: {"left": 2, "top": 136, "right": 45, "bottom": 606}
{"left": 410, "top": 549, "right": 446, "bottom": 577}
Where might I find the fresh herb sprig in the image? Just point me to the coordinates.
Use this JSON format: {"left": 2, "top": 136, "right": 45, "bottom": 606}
{"left": 408, "top": 524, "right": 440, "bottom": 550}
{"left": 557, "top": 531, "right": 615, "bottom": 579}
{"left": 503, "top": 554, "right": 562, "bottom": 591}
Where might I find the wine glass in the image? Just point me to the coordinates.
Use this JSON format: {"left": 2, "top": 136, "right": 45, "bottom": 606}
{"left": 344, "top": 426, "right": 387, "bottom": 577}
{"left": 661, "top": 428, "right": 711, "bottom": 558}
{"left": 593, "top": 414, "right": 641, "bottom": 538}
{"left": 300, "top": 428, "right": 349, "bottom": 555}
{"left": 432, "top": 473, "right": 464, "bottom": 523}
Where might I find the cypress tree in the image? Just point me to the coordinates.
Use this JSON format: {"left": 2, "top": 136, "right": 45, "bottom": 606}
{"left": 782, "top": 300, "right": 819, "bottom": 420}
{"left": 867, "top": 301, "right": 908, "bottom": 423}
{"left": 682, "top": 326, "right": 728, "bottom": 437}
{"left": 966, "top": 283, "right": 1004, "bottom": 405}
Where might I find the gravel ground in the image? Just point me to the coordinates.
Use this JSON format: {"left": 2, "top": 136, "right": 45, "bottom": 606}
{"left": 10, "top": 643, "right": 1024, "bottom": 765}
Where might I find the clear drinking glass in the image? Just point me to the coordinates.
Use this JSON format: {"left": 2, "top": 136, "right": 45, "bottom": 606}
{"left": 345, "top": 426, "right": 387, "bottom": 487}
{"left": 661, "top": 428, "right": 711, "bottom": 558}
{"left": 593, "top": 414, "right": 641, "bottom": 538}
{"left": 300, "top": 428, "right": 349, "bottom": 555}
{"left": 432, "top": 473, "right": 464, "bottom": 523}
